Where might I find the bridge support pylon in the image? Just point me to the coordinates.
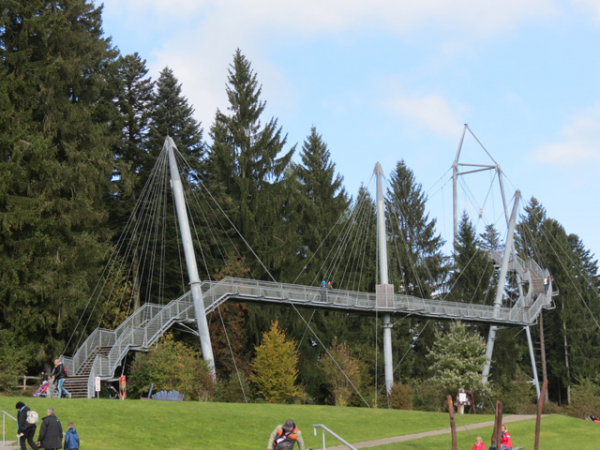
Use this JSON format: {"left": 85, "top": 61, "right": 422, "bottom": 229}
{"left": 375, "top": 163, "right": 394, "bottom": 395}
{"left": 166, "top": 137, "right": 215, "bottom": 376}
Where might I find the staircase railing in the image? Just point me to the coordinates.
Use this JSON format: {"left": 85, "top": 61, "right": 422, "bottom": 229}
{"left": 77, "top": 272, "right": 557, "bottom": 397}
{"left": 313, "top": 424, "right": 357, "bottom": 450}
{"left": 1, "top": 410, "right": 17, "bottom": 447}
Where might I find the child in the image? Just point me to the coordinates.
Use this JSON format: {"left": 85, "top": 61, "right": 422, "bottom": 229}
{"left": 500, "top": 425, "right": 512, "bottom": 450}
{"left": 64, "top": 422, "right": 80, "bottom": 450}
{"left": 472, "top": 436, "right": 486, "bottom": 450}
{"left": 33, "top": 371, "right": 50, "bottom": 397}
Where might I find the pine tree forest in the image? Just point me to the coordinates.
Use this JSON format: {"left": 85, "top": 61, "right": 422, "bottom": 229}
{"left": 1, "top": 0, "right": 599, "bottom": 409}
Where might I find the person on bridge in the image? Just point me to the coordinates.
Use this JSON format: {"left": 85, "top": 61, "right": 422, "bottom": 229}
{"left": 267, "top": 419, "right": 305, "bottom": 450}
{"left": 320, "top": 281, "right": 328, "bottom": 301}
{"left": 472, "top": 436, "right": 486, "bottom": 450}
{"left": 500, "top": 425, "right": 512, "bottom": 450}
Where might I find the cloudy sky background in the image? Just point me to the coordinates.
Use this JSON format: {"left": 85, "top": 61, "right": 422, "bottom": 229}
{"left": 95, "top": 0, "right": 600, "bottom": 261}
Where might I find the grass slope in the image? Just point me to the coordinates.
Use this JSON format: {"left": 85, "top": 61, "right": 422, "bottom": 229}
{"left": 1, "top": 397, "right": 597, "bottom": 449}
{"left": 376, "top": 414, "right": 599, "bottom": 450}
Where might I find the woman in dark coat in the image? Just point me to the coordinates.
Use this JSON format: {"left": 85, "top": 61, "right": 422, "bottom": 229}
{"left": 37, "top": 408, "right": 63, "bottom": 450}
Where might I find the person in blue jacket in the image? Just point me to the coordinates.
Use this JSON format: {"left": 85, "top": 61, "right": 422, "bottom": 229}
{"left": 64, "top": 422, "right": 80, "bottom": 450}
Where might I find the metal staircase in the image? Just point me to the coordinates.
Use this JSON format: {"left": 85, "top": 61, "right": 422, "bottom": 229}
{"left": 63, "top": 251, "right": 556, "bottom": 398}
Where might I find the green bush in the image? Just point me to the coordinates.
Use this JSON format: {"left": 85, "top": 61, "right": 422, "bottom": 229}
{"left": 498, "top": 371, "right": 536, "bottom": 414}
{"left": 565, "top": 378, "right": 600, "bottom": 418}
{"left": 388, "top": 383, "right": 414, "bottom": 410}
{"left": 412, "top": 379, "right": 446, "bottom": 412}
{"left": 214, "top": 374, "right": 254, "bottom": 403}
{"left": 0, "top": 331, "right": 31, "bottom": 393}
{"left": 128, "top": 333, "right": 215, "bottom": 400}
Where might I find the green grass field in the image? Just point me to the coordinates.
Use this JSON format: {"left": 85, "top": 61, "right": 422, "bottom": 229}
{"left": 1, "top": 397, "right": 597, "bottom": 449}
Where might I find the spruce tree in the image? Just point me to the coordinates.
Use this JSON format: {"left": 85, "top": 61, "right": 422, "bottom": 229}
{"left": 386, "top": 160, "right": 447, "bottom": 298}
{"left": 114, "top": 53, "right": 154, "bottom": 190}
{"left": 206, "top": 49, "right": 297, "bottom": 280}
{"left": 449, "top": 212, "right": 495, "bottom": 304}
{"left": 294, "top": 126, "right": 349, "bottom": 284}
{"left": 0, "top": 0, "right": 119, "bottom": 360}
{"left": 147, "top": 67, "right": 204, "bottom": 178}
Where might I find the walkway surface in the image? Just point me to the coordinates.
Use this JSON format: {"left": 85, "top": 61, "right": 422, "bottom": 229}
{"left": 0, "top": 441, "right": 17, "bottom": 450}
{"left": 326, "top": 414, "right": 537, "bottom": 449}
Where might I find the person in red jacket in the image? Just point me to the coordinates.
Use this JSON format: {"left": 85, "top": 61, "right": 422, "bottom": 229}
{"left": 500, "top": 425, "right": 512, "bottom": 450}
{"left": 472, "top": 436, "right": 486, "bottom": 450}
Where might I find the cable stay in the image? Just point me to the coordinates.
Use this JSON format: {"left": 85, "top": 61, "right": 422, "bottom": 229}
{"left": 59, "top": 132, "right": 563, "bottom": 399}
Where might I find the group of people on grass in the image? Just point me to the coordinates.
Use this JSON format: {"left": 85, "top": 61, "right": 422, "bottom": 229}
{"left": 16, "top": 402, "right": 79, "bottom": 450}
{"left": 33, "top": 359, "right": 71, "bottom": 399}
{"left": 266, "top": 420, "right": 513, "bottom": 450}
{"left": 472, "top": 424, "right": 513, "bottom": 450}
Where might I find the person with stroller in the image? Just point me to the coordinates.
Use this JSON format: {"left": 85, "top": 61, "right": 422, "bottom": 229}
{"left": 50, "top": 359, "right": 70, "bottom": 398}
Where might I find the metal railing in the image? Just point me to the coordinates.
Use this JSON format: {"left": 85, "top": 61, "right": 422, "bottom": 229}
{"left": 69, "top": 272, "right": 556, "bottom": 397}
{"left": 313, "top": 424, "right": 357, "bottom": 450}
{"left": 1, "top": 411, "right": 17, "bottom": 447}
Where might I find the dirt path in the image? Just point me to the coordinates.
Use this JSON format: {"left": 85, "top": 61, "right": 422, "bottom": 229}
{"left": 326, "top": 414, "right": 537, "bottom": 449}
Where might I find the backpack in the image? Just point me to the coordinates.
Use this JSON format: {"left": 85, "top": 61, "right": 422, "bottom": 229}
{"left": 62, "top": 365, "right": 68, "bottom": 377}
{"left": 26, "top": 410, "right": 39, "bottom": 425}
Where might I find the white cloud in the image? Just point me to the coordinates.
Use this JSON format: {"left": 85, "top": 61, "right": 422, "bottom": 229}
{"left": 572, "top": 0, "right": 600, "bottom": 24}
{"left": 533, "top": 105, "right": 600, "bottom": 166}
{"left": 96, "top": 0, "right": 558, "bottom": 136}
{"left": 101, "top": 0, "right": 557, "bottom": 38}
{"left": 386, "top": 93, "right": 465, "bottom": 137}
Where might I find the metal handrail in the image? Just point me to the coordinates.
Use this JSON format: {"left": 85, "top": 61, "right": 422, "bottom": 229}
{"left": 313, "top": 424, "right": 357, "bottom": 450}
{"left": 1, "top": 410, "right": 17, "bottom": 446}
{"left": 68, "top": 272, "right": 557, "bottom": 397}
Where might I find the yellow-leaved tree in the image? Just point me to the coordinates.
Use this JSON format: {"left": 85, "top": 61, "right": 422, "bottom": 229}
{"left": 251, "top": 320, "right": 298, "bottom": 403}
{"left": 319, "top": 338, "right": 361, "bottom": 406}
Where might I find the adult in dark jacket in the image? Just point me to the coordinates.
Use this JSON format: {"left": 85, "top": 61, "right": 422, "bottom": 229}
{"left": 37, "top": 408, "right": 63, "bottom": 450}
{"left": 15, "top": 402, "right": 37, "bottom": 450}
{"left": 63, "top": 422, "right": 80, "bottom": 450}
{"left": 50, "top": 359, "right": 70, "bottom": 398}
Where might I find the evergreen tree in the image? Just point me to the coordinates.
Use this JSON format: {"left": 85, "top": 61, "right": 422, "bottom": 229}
{"left": 206, "top": 49, "right": 297, "bottom": 281}
{"left": 427, "top": 322, "right": 490, "bottom": 397}
{"left": 448, "top": 212, "right": 494, "bottom": 304}
{"left": 386, "top": 160, "right": 447, "bottom": 298}
{"left": 251, "top": 321, "right": 299, "bottom": 403}
{"left": 113, "top": 52, "right": 154, "bottom": 205}
{"left": 294, "top": 126, "right": 349, "bottom": 285}
{"left": 137, "top": 67, "right": 205, "bottom": 302}
{"left": 480, "top": 224, "right": 502, "bottom": 253}
{"left": 147, "top": 67, "right": 204, "bottom": 179}
{"left": 0, "top": 0, "right": 119, "bottom": 361}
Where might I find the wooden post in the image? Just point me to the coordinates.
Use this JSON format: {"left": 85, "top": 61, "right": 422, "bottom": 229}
{"left": 534, "top": 379, "right": 548, "bottom": 450}
{"left": 491, "top": 400, "right": 503, "bottom": 449}
{"left": 447, "top": 395, "right": 457, "bottom": 450}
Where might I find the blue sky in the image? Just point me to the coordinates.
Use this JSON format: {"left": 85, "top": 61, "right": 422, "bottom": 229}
{"left": 96, "top": 0, "right": 600, "bottom": 260}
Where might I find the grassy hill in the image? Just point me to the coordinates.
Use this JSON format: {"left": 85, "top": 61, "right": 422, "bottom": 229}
{"left": 0, "top": 397, "right": 597, "bottom": 449}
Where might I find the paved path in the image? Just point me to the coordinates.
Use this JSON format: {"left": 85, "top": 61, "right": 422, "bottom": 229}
{"left": 326, "top": 414, "right": 537, "bottom": 449}
{"left": 0, "top": 441, "right": 17, "bottom": 450}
